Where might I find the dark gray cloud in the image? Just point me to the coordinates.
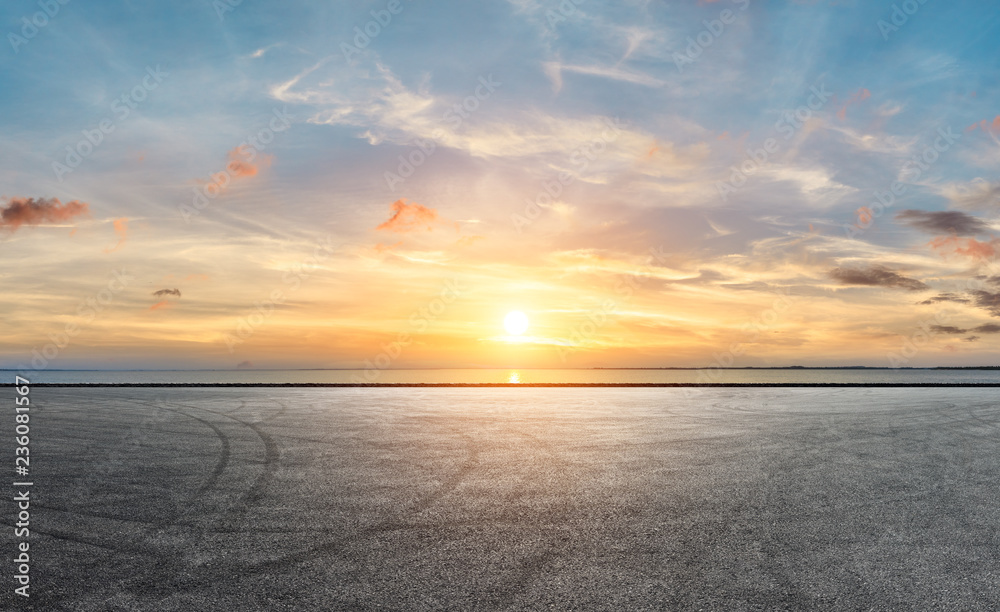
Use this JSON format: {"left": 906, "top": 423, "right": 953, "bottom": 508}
{"left": 895, "top": 210, "right": 990, "bottom": 236}
{"left": 965, "top": 336, "right": 980, "bottom": 342}
{"left": 918, "top": 293, "right": 969, "bottom": 305}
{"left": 971, "top": 290, "right": 1000, "bottom": 317}
{"left": 829, "top": 265, "right": 927, "bottom": 291}
{"left": 153, "top": 288, "right": 182, "bottom": 298}
{"left": 928, "top": 323, "right": 1000, "bottom": 335}
{"left": 929, "top": 325, "right": 965, "bottom": 334}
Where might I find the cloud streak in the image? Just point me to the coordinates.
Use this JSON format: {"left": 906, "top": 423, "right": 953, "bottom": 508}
{"left": 829, "top": 265, "right": 927, "bottom": 291}
{"left": 928, "top": 236, "right": 999, "bottom": 260}
{"left": 896, "top": 210, "right": 989, "bottom": 236}
{"left": 918, "top": 293, "right": 969, "bottom": 305}
{"left": 930, "top": 323, "right": 1000, "bottom": 334}
{"left": 104, "top": 217, "right": 129, "bottom": 253}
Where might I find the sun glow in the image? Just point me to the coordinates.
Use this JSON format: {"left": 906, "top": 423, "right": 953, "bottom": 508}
{"left": 503, "top": 310, "right": 530, "bottom": 335}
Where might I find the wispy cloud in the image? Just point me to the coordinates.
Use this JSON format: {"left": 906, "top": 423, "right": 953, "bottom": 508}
{"left": 545, "top": 62, "right": 666, "bottom": 91}
{"left": 103, "top": 218, "right": 129, "bottom": 253}
{"left": 945, "top": 179, "right": 1000, "bottom": 211}
{"left": 829, "top": 265, "right": 928, "bottom": 291}
{"left": 928, "top": 236, "right": 999, "bottom": 261}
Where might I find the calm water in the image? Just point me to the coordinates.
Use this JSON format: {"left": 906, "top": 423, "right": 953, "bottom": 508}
{"left": 9, "top": 369, "right": 1000, "bottom": 384}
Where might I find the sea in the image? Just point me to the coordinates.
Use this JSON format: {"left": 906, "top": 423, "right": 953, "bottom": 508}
{"left": 8, "top": 368, "right": 1000, "bottom": 384}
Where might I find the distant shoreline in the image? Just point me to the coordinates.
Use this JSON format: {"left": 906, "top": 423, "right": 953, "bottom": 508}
{"left": 2, "top": 367, "right": 999, "bottom": 372}
{"left": 11, "top": 383, "right": 1000, "bottom": 388}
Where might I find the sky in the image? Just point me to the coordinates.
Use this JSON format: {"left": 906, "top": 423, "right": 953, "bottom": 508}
{"left": 3, "top": 0, "right": 1000, "bottom": 370}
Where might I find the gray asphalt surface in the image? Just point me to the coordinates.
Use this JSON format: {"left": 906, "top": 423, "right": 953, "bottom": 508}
{"left": 4, "top": 386, "right": 1000, "bottom": 610}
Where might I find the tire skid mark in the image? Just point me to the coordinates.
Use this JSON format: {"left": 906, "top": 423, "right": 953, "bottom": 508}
{"left": 31, "top": 503, "right": 165, "bottom": 527}
{"left": 168, "top": 398, "right": 283, "bottom": 529}
{"left": 46, "top": 394, "right": 284, "bottom": 606}
{"left": 492, "top": 548, "right": 563, "bottom": 611}
{"left": 1, "top": 522, "right": 158, "bottom": 556}
{"left": 130, "top": 399, "right": 232, "bottom": 503}
{"left": 406, "top": 431, "right": 479, "bottom": 515}
{"left": 146, "top": 416, "right": 487, "bottom": 594}
{"left": 223, "top": 400, "right": 248, "bottom": 415}
{"left": 44, "top": 398, "right": 233, "bottom": 549}
{"left": 213, "top": 416, "right": 280, "bottom": 529}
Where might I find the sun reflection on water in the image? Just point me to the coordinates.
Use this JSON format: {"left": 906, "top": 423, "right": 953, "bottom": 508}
{"left": 507, "top": 371, "right": 521, "bottom": 384}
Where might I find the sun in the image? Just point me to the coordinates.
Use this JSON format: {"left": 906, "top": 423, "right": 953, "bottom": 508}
{"left": 504, "top": 310, "right": 530, "bottom": 336}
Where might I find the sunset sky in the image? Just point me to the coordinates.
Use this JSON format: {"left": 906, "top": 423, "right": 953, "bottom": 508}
{"left": 4, "top": 0, "right": 1000, "bottom": 369}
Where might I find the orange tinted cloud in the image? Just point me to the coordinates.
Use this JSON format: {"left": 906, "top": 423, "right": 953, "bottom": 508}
{"left": 965, "top": 116, "right": 1000, "bottom": 136}
{"left": 374, "top": 241, "right": 402, "bottom": 253}
{"left": 837, "top": 88, "right": 871, "bottom": 120}
{"left": 377, "top": 199, "right": 454, "bottom": 233}
{"left": 929, "top": 235, "right": 1000, "bottom": 260}
{"left": 0, "top": 196, "right": 89, "bottom": 231}
{"left": 149, "top": 300, "right": 171, "bottom": 311}
{"left": 195, "top": 148, "right": 269, "bottom": 196}
{"left": 226, "top": 147, "right": 259, "bottom": 177}
{"left": 104, "top": 217, "right": 129, "bottom": 253}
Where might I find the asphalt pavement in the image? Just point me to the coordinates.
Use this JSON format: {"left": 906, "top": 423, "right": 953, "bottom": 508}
{"left": 5, "top": 386, "right": 1000, "bottom": 610}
